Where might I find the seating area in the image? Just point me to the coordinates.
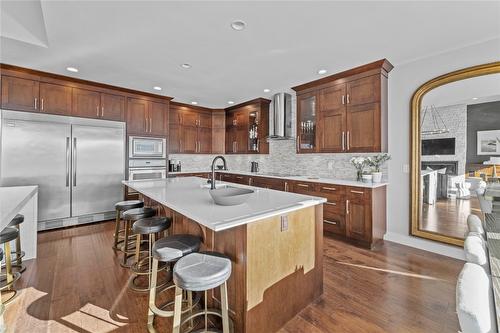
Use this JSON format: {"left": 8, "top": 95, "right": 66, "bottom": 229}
{"left": 112, "top": 200, "right": 231, "bottom": 333}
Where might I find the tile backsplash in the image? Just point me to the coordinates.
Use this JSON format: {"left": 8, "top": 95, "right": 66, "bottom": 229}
{"left": 169, "top": 139, "right": 387, "bottom": 180}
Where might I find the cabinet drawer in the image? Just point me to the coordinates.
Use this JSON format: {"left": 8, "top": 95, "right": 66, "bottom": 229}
{"left": 323, "top": 198, "right": 345, "bottom": 215}
{"left": 323, "top": 212, "right": 345, "bottom": 236}
{"left": 347, "top": 187, "right": 371, "bottom": 201}
{"left": 318, "top": 184, "right": 345, "bottom": 195}
{"left": 292, "top": 181, "right": 317, "bottom": 194}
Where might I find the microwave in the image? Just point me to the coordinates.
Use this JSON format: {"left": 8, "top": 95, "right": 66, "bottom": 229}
{"left": 129, "top": 136, "right": 166, "bottom": 158}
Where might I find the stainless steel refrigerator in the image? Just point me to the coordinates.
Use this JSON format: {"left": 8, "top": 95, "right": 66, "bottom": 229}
{"left": 0, "top": 110, "right": 125, "bottom": 230}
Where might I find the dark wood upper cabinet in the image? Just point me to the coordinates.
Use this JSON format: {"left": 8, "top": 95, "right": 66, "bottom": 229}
{"left": 224, "top": 98, "right": 270, "bottom": 154}
{"left": 1, "top": 76, "right": 39, "bottom": 112}
{"left": 149, "top": 101, "right": 167, "bottom": 136}
{"left": 198, "top": 127, "right": 212, "bottom": 153}
{"left": 101, "top": 93, "right": 125, "bottom": 121}
{"left": 126, "top": 97, "right": 148, "bottom": 134}
{"left": 292, "top": 59, "right": 392, "bottom": 153}
{"left": 39, "top": 82, "right": 72, "bottom": 115}
{"left": 198, "top": 112, "right": 212, "bottom": 128}
{"left": 72, "top": 88, "right": 101, "bottom": 118}
{"left": 181, "top": 125, "right": 197, "bottom": 153}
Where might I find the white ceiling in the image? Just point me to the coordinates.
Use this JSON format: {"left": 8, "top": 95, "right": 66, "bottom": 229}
{"left": 1, "top": 1, "right": 499, "bottom": 108}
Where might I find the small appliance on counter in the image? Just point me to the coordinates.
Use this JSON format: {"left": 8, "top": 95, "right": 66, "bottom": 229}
{"left": 251, "top": 161, "right": 259, "bottom": 173}
{"left": 168, "top": 159, "right": 182, "bottom": 172}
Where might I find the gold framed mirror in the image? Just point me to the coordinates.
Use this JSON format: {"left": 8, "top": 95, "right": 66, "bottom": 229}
{"left": 410, "top": 61, "right": 500, "bottom": 246}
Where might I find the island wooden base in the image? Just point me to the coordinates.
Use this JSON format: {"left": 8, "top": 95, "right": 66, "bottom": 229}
{"left": 142, "top": 196, "right": 323, "bottom": 333}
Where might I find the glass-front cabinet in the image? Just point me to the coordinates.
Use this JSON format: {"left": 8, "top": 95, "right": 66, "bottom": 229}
{"left": 248, "top": 110, "right": 259, "bottom": 152}
{"left": 297, "top": 92, "right": 317, "bottom": 152}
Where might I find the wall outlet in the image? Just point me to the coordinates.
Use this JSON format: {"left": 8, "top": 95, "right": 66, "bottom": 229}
{"left": 327, "top": 161, "right": 334, "bottom": 170}
{"left": 403, "top": 164, "right": 410, "bottom": 173}
{"left": 280, "top": 215, "right": 288, "bottom": 231}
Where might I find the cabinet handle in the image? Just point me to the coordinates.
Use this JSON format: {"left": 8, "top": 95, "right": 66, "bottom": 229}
{"left": 325, "top": 202, "right": 337, "bottom": 206}
{"left": 236, "top": 176, "right": 243, "bottom": 179}
{"left": 296, "top": 183, "right": 309, "bottom": 188}
{"left": 347, "top": 131, "right": 350, "bottom": 150}
{"left": 350, "top": 190, "right": 364, "bottom": 195}
{"left": 145, "top": 116, "right": 148, "bottom": 132}
{"left": 96, "top": 105, "right": 99, "bottom": 117}
{"left": 342, "top": 95, "right": 345, "bottom": 105}
{"left": 249, "top": 178, "right": 252, "bottom": 186}
{"left": 41, "top": 98, "right": 44, "bottom": 111}
{"left": 324, "top": 219, "right": 338, "bottom": 225}
{"left": 150, "top": 117, "right": 152, "bottom": 132}
{"left": 101, "top": 106, "right": 104, "bottom": 117}
{"left": 346, "top": 199, "right": 349, "bottom": 215}
{"left": 284, "top": 182, "right": 288, "bottom": 192}
{"left": 34, "top": 98, "right": 38, "bottom": 110}
{"left": 322, "top": 186, "right": 337, "bottom": 191}
{"left": 342, "top": 131, "right": 345, "bottom": 151}
{"left": 347, "top": 94, "right": 350, "bottom": 104}
{"left": 296, "top": 135, "right": 300, "bottom": 152}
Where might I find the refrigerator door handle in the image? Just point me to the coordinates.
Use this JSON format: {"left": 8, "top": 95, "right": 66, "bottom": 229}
{"left": 66, "top": 137, "right": 70, "bottom": 187}
{"left": 73, "top": 137, "right": 77, "bottom": 186}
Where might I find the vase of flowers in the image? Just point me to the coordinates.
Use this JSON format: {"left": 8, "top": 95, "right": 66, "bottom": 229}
{"left": 367, "top": 153, "right": 391, "bottom": 183}
{"left": 350, "top": 156, "right": 368, "bottom": 182}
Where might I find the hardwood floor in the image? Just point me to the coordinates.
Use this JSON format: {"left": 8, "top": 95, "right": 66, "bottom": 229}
{"left": 421, "top": 195, "right": 482, "bottom": 239}
{"left": 5, "top": 221, "right": 463, "bottom": 333}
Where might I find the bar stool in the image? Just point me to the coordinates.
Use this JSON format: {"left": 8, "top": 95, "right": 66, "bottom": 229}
{"left": 172, "top": 252, "right": 232, "bottom": 333}
{"left": 121, "top": 207, "right": 156, "bottom": 267}
{"left": 147, "top": 234, "right": 202, "bottom": 332}
{"left": 113, "top": 200, "right": 144, "bottom": 250}
{"left": 129, "top": 216, "right": 172, "bottom": 292}
{"left": 7, "top": 214, "right": 25, "bottom": 274}
{"left": 0, "top": 227, "right": 20, "bottom": 304}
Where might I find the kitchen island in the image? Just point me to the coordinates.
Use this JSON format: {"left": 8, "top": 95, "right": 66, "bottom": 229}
{"left": 123, "top": 177, "right": 326, "bottom": 333}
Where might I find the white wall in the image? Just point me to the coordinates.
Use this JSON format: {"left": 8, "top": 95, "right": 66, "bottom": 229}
{"left": 385, "top": 37, "right": 500, "bottom": 260}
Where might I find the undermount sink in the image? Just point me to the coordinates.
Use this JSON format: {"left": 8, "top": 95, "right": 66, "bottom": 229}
{"left": 201, "top": 182, "right": 228, "bottom": 189}
{"left": 209, "top": 186, "right": 254, "bottom": 206}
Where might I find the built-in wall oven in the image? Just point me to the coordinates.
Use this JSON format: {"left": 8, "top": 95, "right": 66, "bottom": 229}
{"left": 127, "top": 136, "right": 167, "bottom": 196}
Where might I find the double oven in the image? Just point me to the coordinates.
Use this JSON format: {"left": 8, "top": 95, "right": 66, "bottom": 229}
{"left": 128, "top": 136, "right": 167, "bottom": 195}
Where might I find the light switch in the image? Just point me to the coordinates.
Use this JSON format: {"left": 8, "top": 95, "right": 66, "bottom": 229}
{"left": 280, "top": 215, "right": 288, "bottom": 231}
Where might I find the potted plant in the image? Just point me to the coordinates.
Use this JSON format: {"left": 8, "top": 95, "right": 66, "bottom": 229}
{"left": 367, "top": 153, "right": 391, "bottom": 183}
{"left": 350, "top": 156, "right": 368, "bottom": 182}
{"left": 362, "top": 171, "right": 373, "bottom": 183}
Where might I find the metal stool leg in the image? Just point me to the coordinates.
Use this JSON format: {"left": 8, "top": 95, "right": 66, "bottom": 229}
{"left": 221, "top": 281, "right": 230, "bottom": 333}
{"left": 121, "top": 220, "right": 132, "bottom": 267}
{"left": 113, "top": 209, "right": 121, "bottom": 250}
{"left": 4, "top": 243, "right": 12, "bottom": 286}
{"left": 172, "top": 286, "right": 183, "bottom": 333}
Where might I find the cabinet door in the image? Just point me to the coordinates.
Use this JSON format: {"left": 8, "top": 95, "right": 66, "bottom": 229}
{"left": 149, "top": 101, "right": 167, "bottom": 136}
{"left": 181, "top": 110, "right": 199, "bottom": 127}
{"left": 346, "top": 103, "right": 380, "bottom": 152}
{"left": 323, "top": 212, "right": 345, "bottom": 236}
{"left": 318, "top": 84, "right": 346, "bottom": 153}
{"left": 198, "top": 127, "right": 212, "bottom": 153}
{"left": 1, "top": 76, "right": 39, "bottom": 112}
{"left": 126, "top": 98, "right": 148, "bottom": 134}
{"left": 234, "top": 111, "right": 248, "bottom": 153}
{"left": 198, "top": 112, "right": 212, "bottom": 128}
{"left": 296, "top": 92, "right": 317, "bottom": 153}
{"left": 39, "top": 82, "right": 72, "bottom": 115}
{"left": 169, "top": 124, "right": 181, "bottom": 153}
{"left": 346, "top": 75, "right": 380, "bottom": 107}
{"left": 181, "top": 125, "right": 197, "bottom": 153}
{"left": 346, "top": 188, "right": 371, "bottom": 242}
{"left": 72, "top": 88, "right": 101, "bottom": 119}
{"left": 101, "top": 93, "right": 125, "bottom": 121}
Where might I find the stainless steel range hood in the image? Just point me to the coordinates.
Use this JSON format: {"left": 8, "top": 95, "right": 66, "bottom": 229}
{"left": 268, "top": 92, "right": 292, "bottom": 139}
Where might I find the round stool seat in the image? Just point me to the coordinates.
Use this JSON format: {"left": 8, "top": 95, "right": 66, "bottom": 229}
{"left": 8, "top": 214, "right": 24, "bottom": 227}
{"left": 152, "top": 234, "right": 202, "bottom": 262}
{"left": 0, "top": 227, "right": 19, "bottom": 244}
{"left": 173, "top": 252, "right": 231, "bottom": 291}
{"left": 123, "top": 207, "right": 156, "bottom": 221}
{"left": 115, "top": 200, "right": 144, "bottom": 212}
{"left": 133, "top": 217, "right": 171, "bottom": 235}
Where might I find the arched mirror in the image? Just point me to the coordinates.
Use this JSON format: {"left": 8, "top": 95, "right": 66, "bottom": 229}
{"left": 411, "top": 62, "right": 500, "bottom": 246}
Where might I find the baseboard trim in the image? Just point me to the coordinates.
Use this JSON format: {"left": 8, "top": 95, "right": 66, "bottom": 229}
{"left": 384, "top": 232, "right": 465, "bottom": 260}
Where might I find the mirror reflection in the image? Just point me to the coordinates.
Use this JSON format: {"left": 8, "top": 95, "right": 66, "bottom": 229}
{"left": 419, "top": 73, "right": 500, "bottom": 240}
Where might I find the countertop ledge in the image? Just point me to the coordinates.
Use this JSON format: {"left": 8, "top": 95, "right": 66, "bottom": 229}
{"left": 168, "top": 170, "right": 388, "bottom": 189}
{"left": 0, "top": 185, "right": 38, "bottom": 231}
{"left": 123, "top": 177, "right": 326, "bottom": 232}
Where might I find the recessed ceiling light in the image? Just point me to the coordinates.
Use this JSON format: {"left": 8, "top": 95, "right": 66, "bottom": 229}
{"left": 153, "top": 86, "right": 162, "bottom": 91}
{"left": 231, "top": 20, "right": 246, "bottom": 31}
{"left": 472, "top": 97, "right": 478, "bottom": 100}
{"left": 191, "top": 101, "right": 198, "bottom": 105}
{"left": 181, "top": 63, "right": 191, "bottom": 69}
{"left": 66, "top": 67, "right": 78, "bottom": 73}
{"left": 263, "top": 89, "right": 271, "bottom": 93}
{"left": 228, "top": 101, "right": 235, "bottom": 105}
{"left": 317, "top": 69, "right": 327, "bottom": 75}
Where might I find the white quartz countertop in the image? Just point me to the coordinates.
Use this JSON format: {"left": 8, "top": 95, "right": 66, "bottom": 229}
{"left": 0, "top": 186, "right": 38, "bottom": 231}
{"left": 123, "top": 177, "right": 326, "bottom": 231}
{"left": 168, "top": 170, "right": 388, "bottom": 189}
